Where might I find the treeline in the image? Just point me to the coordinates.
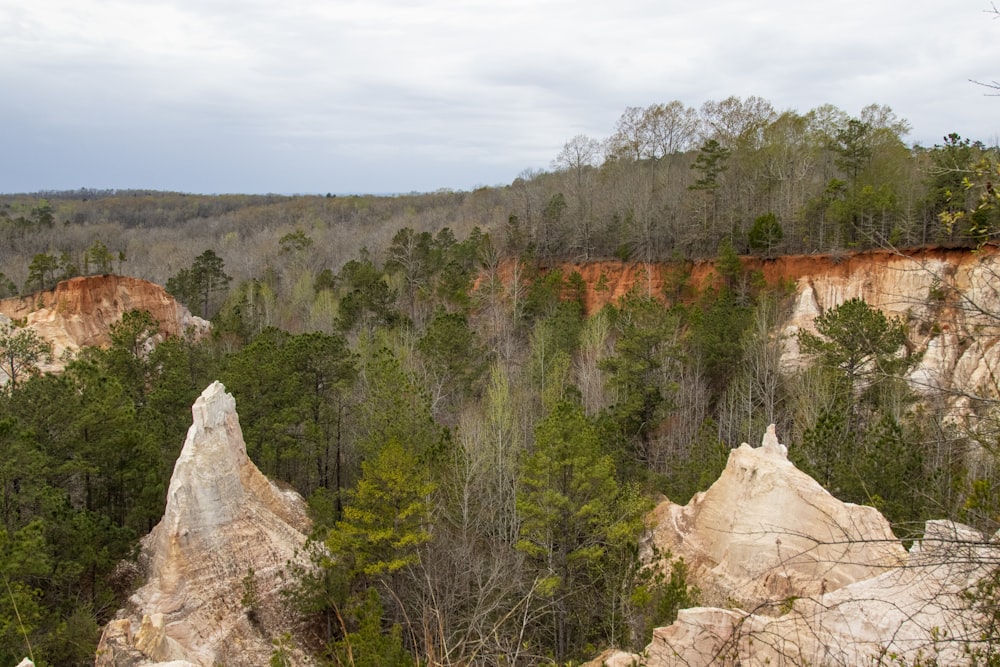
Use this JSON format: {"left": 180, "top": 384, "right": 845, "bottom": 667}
{"left": 2, "top": 95, "right": 1000, "bottom": 310}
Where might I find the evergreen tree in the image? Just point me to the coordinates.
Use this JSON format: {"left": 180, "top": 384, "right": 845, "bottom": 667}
{"left": 0, "top": 324, "right": 52, "bottom": 393}
{"left": 166, "top": 249, "right": 232, "bottom": 319}
{"left": 517, "top": 400, "right": 640, "bottom": 661}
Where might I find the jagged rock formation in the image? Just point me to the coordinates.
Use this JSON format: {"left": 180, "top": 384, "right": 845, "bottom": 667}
{"left": 599, "top": 427, "right": 996, "bottom": 667}
{"left": 639, "top": 520, "right": 992, "bottom": 666}
{"left": 646, "top": 425, "right": 906, "bottom": 609}
{"left": 95, "top": 382, "right": 313, "bottom": 667}
{"left": 0, "top": 275, "right": 208, "bottom": 374}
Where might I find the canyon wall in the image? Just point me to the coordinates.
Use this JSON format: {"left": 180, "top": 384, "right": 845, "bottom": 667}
{"left": 0, "top": 275, "right": 208, "bottom": 375}
{"left": 540, "top": 246, "right": 1000, "bottom": 415}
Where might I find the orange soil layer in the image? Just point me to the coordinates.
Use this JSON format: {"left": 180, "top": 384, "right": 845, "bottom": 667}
{"left": 501, "top": 246, "right": 996, "bottom": 316}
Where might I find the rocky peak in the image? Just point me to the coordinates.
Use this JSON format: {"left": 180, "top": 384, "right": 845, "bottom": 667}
{"left": 647, "top": 425, "right": 906, "bottom": 608}
{"left": 605, "top": 426, "right": 995, "bottom": 667}
{"left": 96, "top": 382, "right": 312, "bottom": 667}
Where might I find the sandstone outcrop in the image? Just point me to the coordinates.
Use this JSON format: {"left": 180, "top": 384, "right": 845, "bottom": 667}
{"left": 639, "top": 520, "right": 993, "bottom": 666}
{"left": 607, "top": 426, "right": 997, "bottom": 667}
{"left": 772, "top": 248, "right": 1000, "bottom": 418}
{"left": 646, "top": 425, "right": 906, "bottom": 609}
{"left": 0, "top": 275, "right": 208, "bottom": 374}
{"left": 95, "top": 382, "right": 313, "bottom": 667}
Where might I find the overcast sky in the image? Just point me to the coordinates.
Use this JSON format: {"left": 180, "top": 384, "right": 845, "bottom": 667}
{"left": 2, "top": 0, "right": 998, "bottom": 195}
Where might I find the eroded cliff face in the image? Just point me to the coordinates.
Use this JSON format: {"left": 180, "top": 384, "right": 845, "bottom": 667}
{"left": 595, "top": 427, "right": 993, "bottom": 667}
{"left": 0, "top": 275, "right": 208, "bottom": 373}
{"left": 95, "top": 382, "right": 313, "bottom": 667}
{"left": 533, "top": 247, "right": 1000, "bottom": 415}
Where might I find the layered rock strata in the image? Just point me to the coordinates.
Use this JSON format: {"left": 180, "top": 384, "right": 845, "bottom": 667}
{"left": 641, "top": 520, "right": 992, "bottom": 666}
{"left": 96, "top": 382, "right": 312, "bottom": 666}
{"left": 0, "top": 275, "right": 208, "bottom": 374}
{"left": 513, "top": 247, "right": 1000, "bottom": 418}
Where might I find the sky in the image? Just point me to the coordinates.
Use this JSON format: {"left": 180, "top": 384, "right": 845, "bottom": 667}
{"left": 2, "top": 0, "right": 998, "bottom": 195}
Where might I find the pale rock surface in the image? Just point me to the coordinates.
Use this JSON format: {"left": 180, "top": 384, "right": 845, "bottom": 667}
{"left": 95, "top": 382, "right": 313, "bottom": 667}
{"left": 643, "top": 520, "right": 993, "bottom": 666}
{"left": 647, "top": 426, "right": 905, "bottom": 609}
{"left": 0, "top": 275, "right": 208, "bottom": 376}
{"left": 530, "top": 248, "right": 1000, "bottom": 421}
{"left": 776, "top": 249, "right": 1000, "bottom": 418}
{"left": 630, "top": 427, "right": 997, "bottom": 666}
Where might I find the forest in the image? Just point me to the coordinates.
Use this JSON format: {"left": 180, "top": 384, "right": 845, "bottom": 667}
{"left": 2, "top": 96, "right": 1000, "bottom": 665}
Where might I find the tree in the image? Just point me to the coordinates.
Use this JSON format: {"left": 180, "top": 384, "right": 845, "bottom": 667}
{"left": 0, "top": 274, "right": 16, "bottom": 299}
{"left": 279, "top": 229, "right": 314, "bottom": 254}
{"left": 797, "top": 297, "right": 913, "bottom": 389}
{"left": 329, "top": 588, "right": 415, "bottom": 667}
{"left": 605, "top": 102, "right": 700, "bottom": 161}
{"left": 417, "top": 308, "right": 485, "bottom": 418}
{"left": 0, "top": 324, "right": 52, "bottom": 392}
{"left": 25, "top": 254, "right": 59, "bottom": 293}
{"left": 83, "top": 240, "right": 115, "bottom": 274}
{"left": 165, "top": 249, "right": 232, "bottom": 319}
{"left": 699, "top": 95, "right": 777, "bottom": 150}
{"left": 747, "top": 212, "right": 784, "bottom": 256}
{"left": 221, "top": 329, "right": 357, "bottom": 499}
{"left": 600, "top": 291, "right": 682, "bottom": 469}
{"left": 328, "top": 437, "right": 435, "bottom": 581}
{"left": 553, "top": 135, "right": 602, "bottom": 259}
{"left": 689, "top": 139, "right": 731, "bottom": 231}
{"left": 321, "top": 436, "right": 435, "bottom": 650}
{"left": 335, "top": 254, "right": 400, "bottom": 334}
{"left": 516, "top": 400, "right": 633, "bottom": 662}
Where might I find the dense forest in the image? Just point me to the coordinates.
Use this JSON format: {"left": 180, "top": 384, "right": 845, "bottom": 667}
{"left": 2, "top": 96, "right": 1000, "bottom": 665}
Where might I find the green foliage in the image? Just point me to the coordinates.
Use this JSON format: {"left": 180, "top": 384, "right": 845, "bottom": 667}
{"left": 684, "top": 245, "right": 756, "bottom": 400}
{"left": 221, "top": 328, "right": 357, "bottom": 497}
{"left": 797, "top": 297, "right": 912, "bottom": 387}
{"left": 0, "top": 273, "right": 16, "bottom": 298}
{"left": 335, "top": 254, "right": 401, "bottom": 334}
{"left": 25, "top": 253, "right": 59, "bottom": 293}
{"left": 269, "top": 632, "right": 296, "bottom": 667}
{"left": 629, "top": 549, "right": 698, "bottom": 649}
{"left": 9, "top": 155, "right": 1000, "bottom": 665}
{"left": 328, "top": 438, "right": 435, "bottom": 580}
{"left": 747, "top": 212, "right": 783, "bottom": 255}
{"left": 165, "top": 249, "right": 232, "bottom": 319}
{"left": 279, "top": 229, "right": 314, "bottom": 254}
{"left": 242, "top": 567, "right": 262, "bottom": 628}
{"left": 330, "top": 588, "right": 415, "bottom": 667}
{"left": 417, "top": 308, "right": 485, "bottom": 403}
{"left": 517, "top": 400, "right": 643, "bottom": 661}
{"left": 0, "top": 324, "right": 52, "bottom": 392}
{"left": 600, "top": 291, "right": 681, "bottom": 466}
{"left": 689, "top": 139, "right": 730, "bottom": 192}
{"left": 83, "top": 240, "right": 115, "bottom": 274}
{"left": 662, "top": 419, "right": 732, "bottom": 505}
{"left": 353, "top": 345, "right": 445, "bottom": 462}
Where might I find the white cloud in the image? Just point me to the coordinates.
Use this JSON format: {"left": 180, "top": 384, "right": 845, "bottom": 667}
{"left": 1, "top": 0, "right": 998, "bottom": 193}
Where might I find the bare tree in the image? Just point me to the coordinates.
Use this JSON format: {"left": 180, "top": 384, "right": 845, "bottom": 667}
{"left": 971, "top": 3, "right": 1000, "bottom": 94}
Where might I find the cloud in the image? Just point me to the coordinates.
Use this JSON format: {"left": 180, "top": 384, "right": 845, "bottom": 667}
{"left": 1, "top": 0, "right": 998, "bottom": 193}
